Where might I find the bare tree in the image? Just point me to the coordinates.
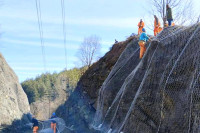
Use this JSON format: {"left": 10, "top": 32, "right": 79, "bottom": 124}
{"left": 77, "top": 35, "right": 101, "bottom": 68}
{"left": 149, "top": 0, "right": 194, "bottom": 26}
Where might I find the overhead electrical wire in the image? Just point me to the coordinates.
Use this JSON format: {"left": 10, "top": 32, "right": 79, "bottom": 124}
{"left": 34, "top": 0, "right": 69, "bottom": 119}
{"left": 35, "top": 0, "right": 46, "bottom": 72}
{"left": 35, "top": 0, "right": 51, "bottom": 117}
{"left": 61, "top": 0, "right": 68, "bottom": 70}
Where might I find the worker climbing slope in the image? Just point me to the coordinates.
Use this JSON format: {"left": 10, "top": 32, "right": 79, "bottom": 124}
{"left": 50, "top": 112, "right": 57, "bottom": 133}
{"left": 138, "top": 28, "right": 151, "bottom": 59}
{"left": 166, "top": 4, "right": 173, "bottom": 26}
{"left": 138, "top": 19, "right": 145, "bottom": 35}
{"left": 154, "top": 15, "right": 162, "bottom": 36}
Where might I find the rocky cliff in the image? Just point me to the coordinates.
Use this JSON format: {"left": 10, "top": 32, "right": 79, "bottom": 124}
{"left": 0, "top": 53, "right": 30, "bottom": 129}
{"left": 93, "top": 24, "right": 200, "bottom": 133}
{"left": 56, "top": 38, "right": 132, "bottom": 132}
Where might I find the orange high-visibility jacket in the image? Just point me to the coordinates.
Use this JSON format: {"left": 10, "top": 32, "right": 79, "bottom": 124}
{"left": 154, "top": 19, "right": 161, "bottom": 28}
{"left": 138, "top": 21, "right": 145, "bottom": 28}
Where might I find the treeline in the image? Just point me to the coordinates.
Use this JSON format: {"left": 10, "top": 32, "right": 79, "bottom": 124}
{"left": 22, "top": 67, "right": 86, "bottom": 103}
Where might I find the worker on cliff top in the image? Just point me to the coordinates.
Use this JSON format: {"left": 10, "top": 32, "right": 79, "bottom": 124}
{"left": 138, "top": 19, "right": 145, "bottom": 35}
{"left": 32, "top": 115, "right": 39, "bottom": 133}
{"left": 115, "top": 39, "right": 118, "bottom": 43}
{"left": 166, "top": 4, "right": 173, "bottom": 26}
{"left": 50, "top": 112, "right": 57, "bottom": 133}
{"left": 138, "top": 28, "right": 151, "bottom": 59}
{"left": 164, "top": 21, "right": 175, "bottom": 27}
{"left": 154, "top": 15, "right": 162, "bottom": 36}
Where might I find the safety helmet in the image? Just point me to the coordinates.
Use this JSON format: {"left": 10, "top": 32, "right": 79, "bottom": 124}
{"left": 142, "top": 28, "right": 146, "bottom": 32}
{"left": 52, "top": 112, "right": 56, "bottom": 116}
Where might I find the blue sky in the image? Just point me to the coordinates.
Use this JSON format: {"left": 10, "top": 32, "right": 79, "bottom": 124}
{"left": 0, "top": 0, "right": 199, "bottom": 82}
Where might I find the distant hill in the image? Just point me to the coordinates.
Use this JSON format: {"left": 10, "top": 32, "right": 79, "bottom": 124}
{"left": 21, "top": 67, "right": 86, "bottom": 120}
{"left": 22, "top": 67, "right": 84, "bottom": 104}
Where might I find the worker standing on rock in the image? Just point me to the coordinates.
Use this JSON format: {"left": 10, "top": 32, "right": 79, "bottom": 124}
{"left": 138, "top": 19, "right": 145, "bottom": 35}
{"left": 50, "top": 112, "right": 57, "bottom": 133}
{"left": 32, "top": 115, "right": 39, "bottom": 133}
{"left": 154, "top": 15, "right": 162, "bottom": 36}
{"left": 115, "top": 39, "right": 118, "bottom": 43}
{"left": 166, "top": 4, "right": 173, "bottom": 26}
{"left": 138, "top": 28, "right": 150, "bottom": 59}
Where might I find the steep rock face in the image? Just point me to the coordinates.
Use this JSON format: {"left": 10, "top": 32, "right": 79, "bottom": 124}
{"left": 0, "top": 53, "right": 30, "bottom": 127}
{"left": 93, "top": 24, "right": 200, "bottom": 133}
{"left": 56, "top": 39, "right": 133, "bottom": 132}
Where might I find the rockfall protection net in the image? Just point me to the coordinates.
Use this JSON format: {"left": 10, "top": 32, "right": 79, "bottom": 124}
{"left": 92, "top": 23, "right": 200, "bottom": 133}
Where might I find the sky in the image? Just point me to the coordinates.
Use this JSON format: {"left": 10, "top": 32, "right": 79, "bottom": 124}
{"left": 0, "top": 0, "right": 199, "bottom": 82}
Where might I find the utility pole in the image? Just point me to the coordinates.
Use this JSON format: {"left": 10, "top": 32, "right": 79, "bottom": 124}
{"left": 44, "top": 89, "right": 51, "bottom": 118}
{"left": 47, "top": 89, "right": 51, "bottom": 118}
{"left": 49, "top": 95, "right": 50, "bottom": 118}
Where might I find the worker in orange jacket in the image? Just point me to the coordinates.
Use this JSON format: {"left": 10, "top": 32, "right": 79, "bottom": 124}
{"left": 138, "top": 28, "right": 151, "bottom": 59}
{"left": 154, "top": 15, "right": 162, "bottom": 36}
{"left": 138, "top": 19, "right": 145, "bottom": 35}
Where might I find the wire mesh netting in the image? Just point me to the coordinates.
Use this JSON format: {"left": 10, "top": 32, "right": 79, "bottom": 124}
{"left": 92, "top": 23, "right": 200, "bottom": 133}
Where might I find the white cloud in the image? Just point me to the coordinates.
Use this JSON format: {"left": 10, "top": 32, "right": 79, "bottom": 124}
{"left": 0, "top": 11, "right": 140, "bottom": 29}
{"left": 14, "top": 33, "right": 83, "bottom": 44}
{"left": 1, "top": 38, "right": 79, "bottom": 49}
{"left": 16, "top": 71, "right": 39, "bottom": 76}
{"left": 68, "top": 17, "right": 139, "bottom": 28}
{"left": 13, "top": 66, "right": 64, "bottom": 71}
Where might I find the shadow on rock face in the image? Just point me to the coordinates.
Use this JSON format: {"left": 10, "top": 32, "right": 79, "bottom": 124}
{"left": 55, "top": 87, "right": 98, "bottom": 133}
{"left": 1, "top": 113, "right": 32, "bottom": 133}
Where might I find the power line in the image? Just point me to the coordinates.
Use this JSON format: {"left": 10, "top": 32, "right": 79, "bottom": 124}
{"left": 61, "top": 0, "right": 67, "bottom": 70}
{"left": 35, "top": 0, "right": 50, "bottom": 117}
{"left": 35, "top": 0, "right": 46, "bottom": 72}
